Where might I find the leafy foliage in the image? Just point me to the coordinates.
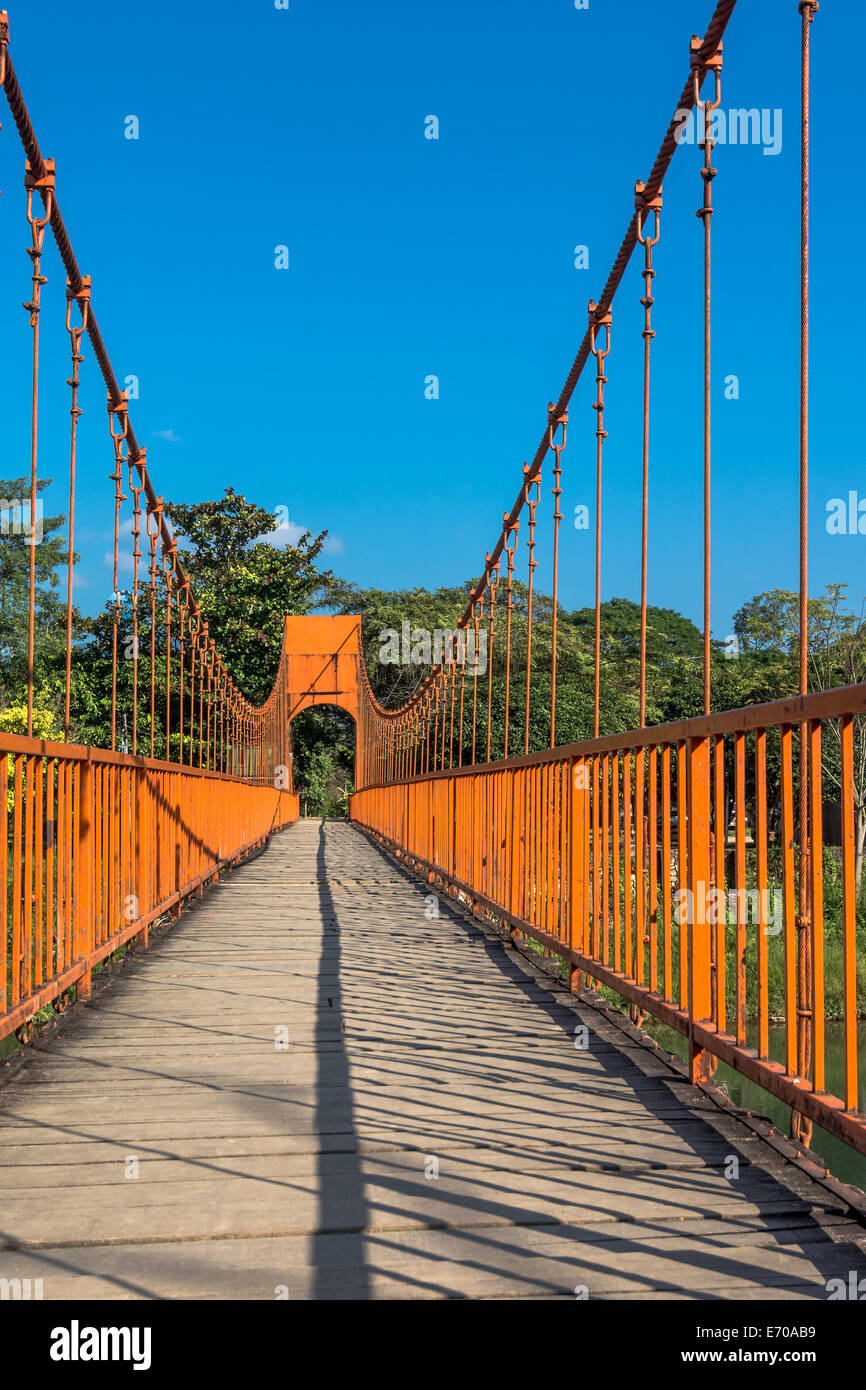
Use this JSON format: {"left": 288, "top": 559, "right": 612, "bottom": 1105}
{"left": 164, "top": 489, "right": 336, "bottom": 705}
{"left": 291, "top": 707, "right": 355, "bottom": 817}
{"left": 0, "top": 703, "right": 59, "bottom": 809}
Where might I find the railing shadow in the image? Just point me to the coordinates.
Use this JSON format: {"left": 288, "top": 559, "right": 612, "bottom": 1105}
{"left": 312, "top": 821, "right": 370, "bottom": 1298}
{"left": 346, "top": 829, "right": 866, "bottom": 1298}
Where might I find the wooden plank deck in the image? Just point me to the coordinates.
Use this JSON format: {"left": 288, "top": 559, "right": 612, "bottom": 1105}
{"left": 0, "top": 817, "right": 865, "bottom": 1300}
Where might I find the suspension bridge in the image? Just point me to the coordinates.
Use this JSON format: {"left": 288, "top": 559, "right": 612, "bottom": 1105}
{"left": 2, "top": 1, "right": 866, "bottom": 1300}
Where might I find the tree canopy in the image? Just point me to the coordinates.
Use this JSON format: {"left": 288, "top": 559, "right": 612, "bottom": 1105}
{"left": 2, "top": 483, "right": 865, "bottom": 836}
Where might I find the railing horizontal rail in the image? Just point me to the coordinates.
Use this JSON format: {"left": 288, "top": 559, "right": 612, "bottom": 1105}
{"left": 1, "top": 741, "right": 299, "bottom": 1041}
{"left": 0, "top": 731, "right": 283, "bottom": 781}
{"left": 350, "top": 685, "right": 866, "bottom": 1156}
{"left": 357, "top": 682, "right": 866, "bottom": 788}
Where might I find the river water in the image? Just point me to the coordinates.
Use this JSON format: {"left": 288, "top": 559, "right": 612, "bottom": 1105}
{"left": 644, "top": 1020, "right": 866, "bottom": 1193}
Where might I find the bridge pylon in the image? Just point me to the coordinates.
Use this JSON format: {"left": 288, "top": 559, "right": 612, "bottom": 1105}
{"left": 282, "top": 614, "right": 365, "bottom": 784}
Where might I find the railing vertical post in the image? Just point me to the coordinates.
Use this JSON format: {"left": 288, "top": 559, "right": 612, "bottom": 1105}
{"left": 687, "top": 734, "right": 712, "bottom": 1082}
{"left": 141, "top": 770, "right": 150, "bottom": 949}
{"left": 569, "top": 756, "right": 588, "bottom": 993}
{"left": 75, "top": 755, "right": 94, "bottom": 999}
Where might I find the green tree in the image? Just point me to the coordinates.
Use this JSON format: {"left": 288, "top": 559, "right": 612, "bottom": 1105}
{"left": 735, "top": 584, "right": 866, "bottom": 892}
{"left": 331, "top": 580, "right": 470, "bottom": 708}
{"left": 165, "top": 489, "right": 336, "bottom": 704}
{"left": 292, "top": 706, "right": 355, "bottom": 816}
{"left": 60, "top": 490, "right": 338, "bottom": 754}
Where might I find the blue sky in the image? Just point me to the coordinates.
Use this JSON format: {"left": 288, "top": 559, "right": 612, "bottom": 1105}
{"left": 1, "top": 0, "right": 864, "bottom": 639}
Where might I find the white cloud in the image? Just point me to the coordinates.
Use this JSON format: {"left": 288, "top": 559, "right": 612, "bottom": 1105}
{"left": 152, "top": 428, "right": 180, "bottom": 443}
{"left": 267, "top": 519, "right": 310, "bottom": 549}
{"left": 265, "top": 521, "right": 344, "bottom": 556}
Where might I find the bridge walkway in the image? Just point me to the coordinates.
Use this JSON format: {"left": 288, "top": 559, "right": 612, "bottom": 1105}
{"left": 0, "top": 819, "right": 864, "bottom": 1300}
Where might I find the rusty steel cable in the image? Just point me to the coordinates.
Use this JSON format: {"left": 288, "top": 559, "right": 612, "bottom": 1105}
{"left": 163, "top": 540, "right": 176, "bottom": 756}
{"left": 188, "top": 605, "right": 199, "bottom": 767}
{"left": 457, "top": 659, "right": 466, "bottom": 768}
{"left": 635, "top": 183, "right": 661, "bottom": 729}
{"left": 472, "top": 595, "right": 483, "bottom": 764}
{"left": 523, "top": 466, "right": 539, "bottom": 754}
{"left": 793, "top": 0, "right": 819, "bottom": 1151}
{"left": 198, "top": 621, "right": 208, "bottom": 769}
{"left": 441, "top": 663, "right": 448, "bottom": 772}
{"left": 503, "top": 517, "right": 519, "bottom": 759}
{"left": 693, "top": 35, "right": 722, "bottom": 718}
{"left": 128, "top": 450, "right": 145, "bottom": 755}
{"left": 486, "top": 562, "right": 499, "bottom": 763}
{"left": 448, "top": 651, "right": 456, "bottom": 768}
{"left": 63, "top": 275, "right": 89, "bottom": 737}
{"left": 22, "top": 157, "right": 53, "bottom": 736}
{"left": 443, "top": 645, "right": 453, "bottom": 769}
{"left": 440, "top": 669, "right": 448, "bottom": 770}
{"left": 146, "top": 496, "right": 162, "bottom": 758}
{"left": 177, "top": 585, "right": 188, "bottom": 762}
{"left": 107, "top": 397, "right": 128, "bottom": 751}
{"left": 199, "top": 626, "right": 208, "bottom": 769}
{"left": 205, "top": 640, "right": 214, "bottom": 770}
{"left": 548, "top": 406, "right": 567, "bottom": 747}
{"left": 590, "top": 303, "right": 612, "bottom": 740}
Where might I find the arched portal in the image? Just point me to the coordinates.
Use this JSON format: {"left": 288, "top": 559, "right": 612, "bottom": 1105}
{"left": 291, "top": 703, "right": 356, "bottom": 817}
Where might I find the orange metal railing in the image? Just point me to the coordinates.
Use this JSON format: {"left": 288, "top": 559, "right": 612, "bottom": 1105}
{"left": 344, "top": 0, "right": 857, "bottom": 1163}
{"left": 351, "top": 684, "right": 866, "bottom": 1156}
{"left": 0, "top": 731, "right": 298, "bottom": 1041}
